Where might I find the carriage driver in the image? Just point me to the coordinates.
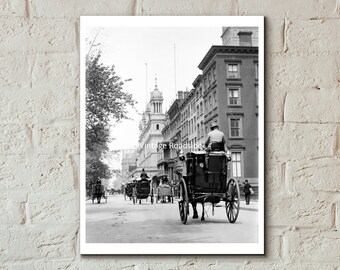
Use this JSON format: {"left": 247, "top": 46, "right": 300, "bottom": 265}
{"left": 140, "top": 168, "right": 149, "bottom": 180}
{"left": 204, "top": 120, "right": 226, "bottom": 151}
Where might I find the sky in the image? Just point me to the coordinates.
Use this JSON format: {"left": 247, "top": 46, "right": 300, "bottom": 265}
{"left": 85, "top": 26, "right": 224, "bottom": 169}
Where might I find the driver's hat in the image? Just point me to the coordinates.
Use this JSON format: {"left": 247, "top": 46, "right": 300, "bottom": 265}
{"left": 210, "top": 120, "right": 219, "bottom": 130}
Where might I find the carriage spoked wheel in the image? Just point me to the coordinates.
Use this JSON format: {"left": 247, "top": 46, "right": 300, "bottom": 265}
{"left": 178, "top": 180, "right": 189, "bottom": 224}
{"left": 225, "top": 178, "right": 240, "bottom": 223}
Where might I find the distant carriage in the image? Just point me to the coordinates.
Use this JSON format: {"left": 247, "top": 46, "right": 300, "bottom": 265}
{"left": 178, "top": 143, "right": 240, "bottom": 224}
{"left": 91, "top": 182, "right": 108, "bottom": 204}
{"left": 125, "top": 182, "right": 136, "bottom": 201}
{"left": 132, "top": 178, "right": 153, "bottom": 205}
{"left": 155, "top": 175, "right": 174, "bottom": 203}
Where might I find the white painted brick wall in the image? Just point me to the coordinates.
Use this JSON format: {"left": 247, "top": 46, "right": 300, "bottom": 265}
{"left": 1, "top": 0, "right": 339, "bottom": 269}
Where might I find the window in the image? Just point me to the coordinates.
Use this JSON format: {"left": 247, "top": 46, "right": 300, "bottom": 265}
{"left": 197, "top": 123, "right": 200, "bottom": 137}
{"left": 255, "top": 85, "right": 258, "bottom": 106}
{"left": 228, "top": 88, "right": 240, "bottom": 105}
{"left": 204, "top": 100, "right": 208, "bottom": 111}
{"left": 213, "top": 67, "right": 216, "bottom": 81}
{"left": 229, "top": 118, "right": 242, "bottom": 138}
{"left": 200, "top": 102, "right": 203, "bottom": 114}
{"left": 196, "top": 105, "right": 199, "bottom": 117}
{"left": 156, "top": 124, "right": 159, "bottom": 130}
{"left": 231, "top": 152, "right": 242, "bottom": 177}
{"left": 208, "top": 72, "right": 211, "bottom": 85}
{"left": 213, "top": 91, "right": 217, "bottom": 108}
{"left": 209, "top": 95, "right": 212, "bottom": 111}
{"left": 227, "top": 64, "right": 239, "bottom": 78}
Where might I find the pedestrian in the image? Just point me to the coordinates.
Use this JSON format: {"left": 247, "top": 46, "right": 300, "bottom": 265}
{"left": 243, "top": 179, "right": 252, "bottom": 205}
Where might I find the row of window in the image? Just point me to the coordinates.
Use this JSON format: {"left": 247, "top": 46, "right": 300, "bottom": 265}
{"left": 182, "top": 117, "right": 197, "bottom": 136}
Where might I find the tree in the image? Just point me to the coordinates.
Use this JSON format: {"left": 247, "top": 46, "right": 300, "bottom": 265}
{"left": 86, "top": 48, "right": 136, "bottom": 194}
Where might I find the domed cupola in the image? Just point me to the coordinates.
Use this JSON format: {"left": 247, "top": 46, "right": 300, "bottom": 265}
{"left": 150, "top": 75, "right": 163, "bottom": 114}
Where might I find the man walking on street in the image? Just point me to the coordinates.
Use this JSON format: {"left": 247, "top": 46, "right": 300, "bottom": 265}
{"left": 243, "top": 179, "right": 252, "bottom": 205}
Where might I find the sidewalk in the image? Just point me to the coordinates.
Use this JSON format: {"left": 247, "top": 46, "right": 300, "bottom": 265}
{"left": 239, "top": 199, "right": 259, "bottom": 212}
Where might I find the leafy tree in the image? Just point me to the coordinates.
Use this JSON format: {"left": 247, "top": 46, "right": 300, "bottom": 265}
{"left": 86, "top": 48, "right": 136, "bottom": 194}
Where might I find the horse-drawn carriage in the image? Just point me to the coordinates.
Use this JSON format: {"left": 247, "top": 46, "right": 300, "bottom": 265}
{"left": 124, "top": 182, "right": 136, "bottom": 201}
{"left": 155, "top": 175, "right": 174, "bottom": 203}
{"left": 91, "top": 181, "right": 108, "bottom": 204}
{"left": 132, "top": 178, "right": 153, "bottom": 204}
{"left": 178, "top": 144, "right": 240, "bottom": 224}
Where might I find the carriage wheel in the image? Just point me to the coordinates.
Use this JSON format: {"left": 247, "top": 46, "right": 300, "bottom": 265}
{"left": 178, "top": 180, "right": 189, "bottom": 224}
{"left": 225, "top": 178, "right": 240, "bottom": 223}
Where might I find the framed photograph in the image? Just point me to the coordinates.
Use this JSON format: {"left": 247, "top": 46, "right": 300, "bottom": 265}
{"left": 80, "top": 16, "right": 264, "bottom": 255}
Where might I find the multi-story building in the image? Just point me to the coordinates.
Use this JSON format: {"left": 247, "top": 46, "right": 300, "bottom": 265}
{"left": 197, "top": 29, "right": 259, "bottom": 185}
{"left": 134, "top": 80, "right": 165, "bottom": 178}
{"left": 179, "top": 89, "right": 196, "bottom": 154}
{"left": 157, "top": 91, "right": 184, "bottom": 183}
{"left": 121, "top": 148, "right": 138, "bottom": 176}
{"left": 192, "top": 75, "right": 205, "bottom": 147}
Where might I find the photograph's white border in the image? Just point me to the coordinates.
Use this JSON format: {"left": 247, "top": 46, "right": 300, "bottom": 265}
{"left": 80, "top": 16, "right": 264, "bottom": 255}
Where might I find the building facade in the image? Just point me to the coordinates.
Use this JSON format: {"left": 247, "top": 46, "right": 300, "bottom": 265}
{"left": 198, "top": 43, "right": 258, "bottom": 184}
{"left": 121, "top": 148, "right": 138, "bottom": 176}
{"left": 157, "top": 91, "right": 184, "bottom": 183}
{"left": 135, "top": 80, "right": 165, "bottom": 178}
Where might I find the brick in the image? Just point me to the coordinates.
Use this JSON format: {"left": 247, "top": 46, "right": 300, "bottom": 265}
{"left": 286, "top": 158, "right": 340, "bottom": 193}
{"left": 135, "top": 0, "right": 237, "bottom": 15}
{"left": 0, "top": 191, "right": 28, "bottom": 225}
{"left": 266, "top": 19, "right": 284, "bottom": 53}
{"left": 265, "top": 159, "right": 285, "bottom": 194}
{"left": 284, "top": 90, "right": 340, "bottom": 123}
{"left": 267, "top": 53, "right": 340, "bottom": 92}
{"left": 0, "top": 123, "right": 33, "bottom": 155}
{"left": 31, "top": 0, "right": 135, "bottom": 17}
{"left": 0, "top": 154, "right": 75, "bottom": 192}
{"left": 265, "top": 86, "right": 286, "bottom": 123}
{"left": 0, "top": 0, "right": 26, "bottom": 16}
{"left": 0, "top": 224, "right": 77, "bottom": 260}
{"left": 37, "top": 122, "right": 79, "bottom": 155}
{"left": 28, "top": 190, "right": 79, "bottom": 224}
{"left": 287, "top": 19, "right": 340, "bottom": 55}
{"left": 268, "top": 123, "right": 336, "bottom": 162}
{"left": 0, "top": 87, "right": 35, "bottom": 124}
{"left": 32, "top": 54, "right": 79, "bottom": 88}
{"left": 0, "top": 54, "right": 32, "bottom": 88}
{"left": 0, "top": 18, "right": 75, "bottom": 53}
{"left": 287, "top": 230, "right": 340, "bottom": 263}
{"left": 238, "top": 0, "right": 336, "bottom": 19}
{"left": 240, "top": 262, "right": 336, "bottom": 270}
{"left": 267, "top": 192, "right": 334, "bottom": 227}
{"left": 33, "top": 87, "right": 78, "bottom": 124}
{"left": 336, "top": 203, "right": 340, "bottom": 230}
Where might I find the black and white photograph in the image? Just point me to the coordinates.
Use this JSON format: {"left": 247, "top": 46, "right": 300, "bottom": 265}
{"left": 80, "top": 16, "right": 264, "bottom": 255}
